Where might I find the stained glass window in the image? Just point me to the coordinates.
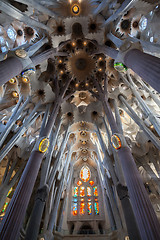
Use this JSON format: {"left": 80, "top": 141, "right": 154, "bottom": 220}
{"left": 77, "top": 180, "right": 82, "bottom": 186}
{"left": 87, "top": 187, "right": 91, "bottom": 197}
{"left": 80, "top": 202, "right": 85, "bottom": 215}
{"left": 73, "top": 187, "right": 78, "bottom": 197}
{"left": 94, "top": 202, "right": 99, "bottom": 215}
{"left": 89, "top": 180, "right": 94, "bottom": 186}
{"left": 87, "top": 202, "right": 92, "bottom": 215}
{"left": 80, "top": 166, "right": 91, "bottom": 182}
{"left": 80, "top": 186, "right": 85, "bottom": 197}
{"left": 88, "top": 198, "right": 91, "bottom": 202}
{"left": 72, "top": 202, "right": 78, "bottom": 216}
{"left": 93, "top": 186, "right": 98, "bottom": 196}
{"left": 81, "top": 198, "right": 84, "bottom": 202}
{"left": 73, "top": 198, "right": 78, "bottom": 203}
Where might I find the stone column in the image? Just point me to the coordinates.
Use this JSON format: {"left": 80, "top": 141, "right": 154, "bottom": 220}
{"left": 103, "top": 100, "right": 160, "bottom": 240}
{"left": 25, "top": 185, "right": 49, "bottom": 240}
{"left": 124, "top": 49, "right": 160, "bottom": 93}
{"left": 0, "top": 151, "right": 45, "bottom": 240}
{"left": 0, "top": 57, "right": 23, "bottom": 85}
{"left": 117, "top": 184, "right": 141, "bottom": 240}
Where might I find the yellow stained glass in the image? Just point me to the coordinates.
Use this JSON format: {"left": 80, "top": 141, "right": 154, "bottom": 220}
{"left": 80, "top": 202, "right": 85, "bottom": 215}
{"left": 80, "top": 186, "right": 85, "bottom": 197}
{"left": 80, "top": 166, "right": 91, "bottom": 182}
{"left": 93, "top": 186, "right": 98, "bottom": 196}
{"left": 87, "top": 187, "right": 91, "bottom": 197}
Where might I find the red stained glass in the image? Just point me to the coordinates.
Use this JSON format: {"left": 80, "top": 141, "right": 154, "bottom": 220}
{"left": 80, "top": 186, "right": 85, "bottom": 197}
{"left": 80, "top": 166, "right": 91, "bottom": 182}
{"left": 80, "top": 202, "right": 85, "bottom": 215}
{"left": 89, "top": 180, "right": 94, "bottom": 186}
{"left": 77, "top": 180, "right": 82, "bottom": 186}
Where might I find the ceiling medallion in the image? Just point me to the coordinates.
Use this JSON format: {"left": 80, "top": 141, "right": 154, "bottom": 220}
{"left": 39, "top": 138, "right": 50, "bottom": 153}
{"left": 72, "top": 4, "right": 80, "bottom": 15}
{"left": 67, "top": 50, "right": 95, "bottom": 82}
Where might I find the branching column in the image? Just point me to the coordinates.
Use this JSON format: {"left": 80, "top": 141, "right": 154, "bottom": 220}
{"left": 0, "top": 78, "right": 71, "bottom": 240}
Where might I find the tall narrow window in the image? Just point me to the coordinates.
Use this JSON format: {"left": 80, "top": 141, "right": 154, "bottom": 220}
{"left": 87, "top": 187, "right": 91, "bottom": 197}
{"left": 73, "top": 187, "right": 78, "bottom": 197}
{"left": 94, "top": 202, "right": 99, "bottom": 215}
{"left": 72, "top": 202, "right": 78, "bottom": 216}
{"left": 80, "top": 186, "right": 85, "bottom": 197}
{"left": 93, "top": 186, "right": 98, "bottom": 196}
{"left": 80, "top": 202, "right": 85, "bottom": 215}
{"left": 87, "top": 202, "right": 92, "bottom": 215}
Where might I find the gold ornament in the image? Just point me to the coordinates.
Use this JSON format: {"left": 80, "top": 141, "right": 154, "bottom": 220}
{"left": 39, "top": 138, "right": 50, "bottom": 153}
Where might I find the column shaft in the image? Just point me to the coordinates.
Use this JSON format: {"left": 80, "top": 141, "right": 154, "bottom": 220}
{"left": 124, "top": 49, "right": 160, "bottom": 93}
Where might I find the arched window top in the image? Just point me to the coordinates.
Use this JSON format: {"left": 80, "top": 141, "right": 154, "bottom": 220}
{"left": 80, "top": 166, "right": 91, "bottom": 182}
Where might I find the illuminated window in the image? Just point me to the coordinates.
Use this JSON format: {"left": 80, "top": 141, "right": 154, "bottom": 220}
{"left": 80, "top": 186, "right": 85, "bottom": 197}
{"left": 81, "top": 198, "right": 84, "bottom": 202}
{"left": 93, "top": 186, "right": 98, "bottom": 196}
{"left": 80, "top": 166, "right": 91, "bottom": 182}
{"left": 72, "top": 202, "right": 78, "bottom": 216}
{"left": 88, "top": 198, "right": 91, "bottom": 202}
{"left": 73, "top": 198, "right": 78, "bottom": 203}
{"left": 73, "top": 187, "right": 78, "bottom": 197}
{"left": 77, "top": 180, "right": 82, "bottom": 186}
{"left": 89, "top": 180, "right": 94, "bottom": 186}
{"left": 80, "top": 202, "right": 85, "bottom": 215}
{"left": 94, "top": 202, "right": 99, "bottom": 215}
{"left": 87, "top": 187, "right": 91, "bottom": 197}
{"left": 87, "top": 202, "right": 92, "bottom": 215}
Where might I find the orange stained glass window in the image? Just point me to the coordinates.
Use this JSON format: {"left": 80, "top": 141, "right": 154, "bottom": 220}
{"left": 80, "top": 202, "right": 85, "bottom": 215}
{"left": 89, "top": 180, "right": 94, "bottom": 186}
{"left": 72, "top": 202, "right": 78, "bottom": 215}
{"left": 87, "top": 187, "right": 91, "bottom": 197}
{"left": 77, "top": 180, "right": 82, "bottom": 186}
{"left": 81, "top": 198, "right": 84, "bottom": 202}
{"left": 88, "top": 198, "right": 91, "bottom": 202}
{"left": 73, "top": 187, "right": 78, "bottom": 197}
{"left": 94, "top": 202, "right": 99, "bottom": 215}
{"left": 80, "top": 166, "right": 91, "bottom": 182}
{"left": 80, "top": 186, "right": 85, "bottom": 197}
{"left": 93, "top": 186, "right": 98, "bottom": 196}
{"left": 87, "top": 202, "right": 92, "bottom": 215}
{"left": 95, "top": 198, "right": 98, "bottom": 202}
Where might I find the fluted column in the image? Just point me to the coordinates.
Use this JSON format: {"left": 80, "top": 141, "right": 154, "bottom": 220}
{"left": 117, "top": 184, "right": 141, "bottom": 240}
{"left": 124, "top": 49, "right": 160, "bottom": 93}
{"left": 25, "top": 185, "right": 49, "bottom": 240}
{"left": 0, "top": 151, "right": 45, "bottom": 240}
{"left": 102, "top": 100, "right": 160, "bottom": 240}
{"left": 0, "top": 78, "right": 71, "bottom": 240}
